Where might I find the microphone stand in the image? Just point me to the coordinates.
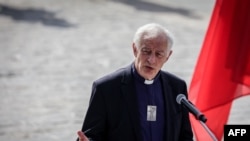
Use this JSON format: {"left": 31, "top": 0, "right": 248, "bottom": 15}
{"left": 176, "top": 95, "right": 219, "bottom": 141}
{"left": 188, "top": 100, "right": 218, "bottom": 141}
{"left": 198, "top": 120, "right": 218, "bottom": 141}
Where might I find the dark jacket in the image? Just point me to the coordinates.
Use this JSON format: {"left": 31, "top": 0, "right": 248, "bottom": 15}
{"left": 79, "top": 64, "right": 193, "bottom": 141}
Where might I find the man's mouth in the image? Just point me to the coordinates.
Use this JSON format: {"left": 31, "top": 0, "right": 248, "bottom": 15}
{"left": 145, "top": 66, "right": 154, "bottom": 71}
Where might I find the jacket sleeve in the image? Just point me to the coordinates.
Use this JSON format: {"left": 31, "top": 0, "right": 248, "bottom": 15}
{"left": 79, "top": 82, "right": 108, "bottom": 141}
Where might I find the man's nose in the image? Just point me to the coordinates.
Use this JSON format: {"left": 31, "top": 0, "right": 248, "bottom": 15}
{"left": 148, "top": 54, "right": 156, "bottom": 64}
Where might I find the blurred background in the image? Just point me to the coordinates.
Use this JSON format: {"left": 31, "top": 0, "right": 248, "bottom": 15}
{"left": 0, "top": 0, "right": 249, "bottom": 141}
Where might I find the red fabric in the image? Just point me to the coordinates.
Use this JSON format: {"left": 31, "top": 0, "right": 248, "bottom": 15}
{"left": 189, "top": 0, "right": 250, "bottom": 140}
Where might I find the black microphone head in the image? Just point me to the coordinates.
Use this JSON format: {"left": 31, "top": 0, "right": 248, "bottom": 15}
{"left": 176, "top": 94, "right": 186, "bottom": 104}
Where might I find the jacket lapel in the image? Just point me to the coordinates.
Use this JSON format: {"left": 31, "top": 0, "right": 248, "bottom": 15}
{"left": 161, "top": 75, "right": 170, "bottom": 140}
{"left": 121, "top": 64, "right": 142, "bottom": 141}
{"left": 161, "top": 73, "right": 180, "bottom": 141}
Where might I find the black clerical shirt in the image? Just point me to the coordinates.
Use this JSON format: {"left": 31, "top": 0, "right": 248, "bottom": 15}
{"left": 132, "top": 65, "right": 166, "bottom": 141}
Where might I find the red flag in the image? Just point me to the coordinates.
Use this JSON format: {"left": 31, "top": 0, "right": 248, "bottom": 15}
{"left": 189, "top": 0, "right": 250, "bottom": 140}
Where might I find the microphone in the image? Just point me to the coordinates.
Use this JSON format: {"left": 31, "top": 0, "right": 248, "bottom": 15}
{"left": 176, "top": 94, "right": 207, "bottom": 123}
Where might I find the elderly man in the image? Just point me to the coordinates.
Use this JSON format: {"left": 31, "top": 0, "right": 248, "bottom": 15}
{"left": 77, "top": 23, "right": 193, "bottom": 141}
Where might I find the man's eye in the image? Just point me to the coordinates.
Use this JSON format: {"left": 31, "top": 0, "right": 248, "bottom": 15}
{"left": 156, "top": 53, "right": 164, "bottom": 57}
{"left": 156, "top": 52, "right": 165, "bottom": 58}
{"left": 142, "top": 49, "right": 151, "bottom": 55}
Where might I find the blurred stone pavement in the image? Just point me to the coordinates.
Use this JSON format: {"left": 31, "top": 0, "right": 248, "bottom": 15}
{"left": 0, "top": 0, "right": 249, "bottom": 141}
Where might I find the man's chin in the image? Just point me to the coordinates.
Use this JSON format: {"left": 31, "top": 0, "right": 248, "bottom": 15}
{"left": 143, "top": 74, "right": 155, "bottom": 80}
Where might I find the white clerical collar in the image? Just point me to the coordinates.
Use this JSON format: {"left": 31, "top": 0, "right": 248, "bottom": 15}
{"left": 144, "top": 79, "right": 154, "bottom": 85}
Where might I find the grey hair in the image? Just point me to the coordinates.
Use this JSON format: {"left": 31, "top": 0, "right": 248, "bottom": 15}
{"left": 133, "top": 23, "right": 174, "bottom": 51}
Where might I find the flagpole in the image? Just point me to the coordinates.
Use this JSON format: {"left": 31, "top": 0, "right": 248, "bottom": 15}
{"left": 199, "top": 121, "right": 218, "bottom": 141}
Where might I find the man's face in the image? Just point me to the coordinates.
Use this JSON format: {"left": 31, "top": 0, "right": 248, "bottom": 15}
{"left": 133, "top": 35, "right": 172, "bottom": 80}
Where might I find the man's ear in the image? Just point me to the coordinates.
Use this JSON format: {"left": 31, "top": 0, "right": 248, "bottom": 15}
{"left": 132, "top": 43, "right": 138, "bottom": 57}
{"left": 165, "top": 50, "right": 173, "bottom": 62}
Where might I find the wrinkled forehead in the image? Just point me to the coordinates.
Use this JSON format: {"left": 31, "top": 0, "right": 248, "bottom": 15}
{"left": 140, "top": 32, "right": 168, "bottom": 48}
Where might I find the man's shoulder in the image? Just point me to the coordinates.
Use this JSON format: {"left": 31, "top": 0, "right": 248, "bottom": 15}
{"left": 94, "top": 64, "right": 131, "bottom": 84}
{"left": 160, "top": 71, "right": 187, "bottom": 93}
{"left": 160, "top": 70, "right": 185, "bottom": 83}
